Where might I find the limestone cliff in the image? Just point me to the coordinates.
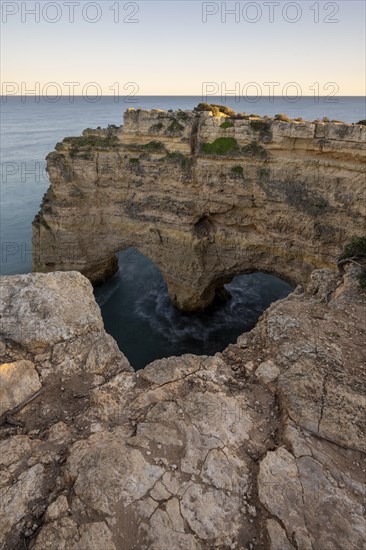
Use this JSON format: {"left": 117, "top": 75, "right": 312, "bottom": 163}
{"left": 0, "top": 266, "right": 365, "bottom": 549}
{"left": 32, "top": 109, "right": 366, "bottom": 310}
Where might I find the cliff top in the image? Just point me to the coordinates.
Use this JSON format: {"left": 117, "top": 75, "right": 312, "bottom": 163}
{"left": 53, "top": 106, "right": 366, "bottom": 156}
{"left": 126, "top": 104, "right": 366, "bottom": 127}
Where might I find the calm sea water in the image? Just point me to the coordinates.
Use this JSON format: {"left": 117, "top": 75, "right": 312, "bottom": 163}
{"left": 94, "top": 248, "right": 292, "bottom": 370}
{"left": 1, "top": 96, "right": 364, "bottom": 367}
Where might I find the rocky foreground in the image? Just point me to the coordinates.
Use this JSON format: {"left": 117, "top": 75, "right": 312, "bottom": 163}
{"left": 0, "top": 265, "right": 365, "bottom": 549}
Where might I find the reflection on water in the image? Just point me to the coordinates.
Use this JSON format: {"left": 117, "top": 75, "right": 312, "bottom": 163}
{"left": 95, "top": 248, "right": 293, "bottom": 370}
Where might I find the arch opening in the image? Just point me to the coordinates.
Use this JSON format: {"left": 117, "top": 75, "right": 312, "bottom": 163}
{"left": 94, "top": 247, "right": 293, "bottom": 370}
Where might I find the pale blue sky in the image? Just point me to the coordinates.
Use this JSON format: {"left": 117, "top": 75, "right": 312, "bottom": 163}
{"left": 1, "top": 1, "right": 365, "bottom": 95}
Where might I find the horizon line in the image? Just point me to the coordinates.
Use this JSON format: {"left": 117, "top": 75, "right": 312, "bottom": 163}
{"left": 1, "top": 95, "right": 365, "bottom": 98}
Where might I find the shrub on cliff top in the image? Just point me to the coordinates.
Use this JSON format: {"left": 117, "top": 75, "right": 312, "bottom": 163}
{"left": 339, "top": 237, "right": 366, "bottom": 261}
{"left": 212, "top": 104, "right": 236, "bottom": 117}
{"left": 338, "top": 237, "right": 366, "bottom": 291}
{"left": 250, "top": 120, "right": 265, "bottom": 130}
{"left": 250, "top": 120, "right": 272, "bottom": 136}
{"left": 201, "top": 137, "right": 240, "bottom": 155}
{"left": 210, "top": 106, "right": 221, "bottom": 117}
{"left": 274, "top": 113, "right": 291, "bottom": 122}
{"left": 65, "top": 135, "right": 119, "bottom": 148}
{"left": 356, "top": 120, "right": 366, "bottom": 125}
{"left": 177, "top": 110, "right": 189, "bottom": 121}
{"left": 195, "top": 102, "right": 212, "bottom": 112}
{"left": 195, "top": 103, "right": 236, "bottom": 117}
{"left": 235, "top": 112, "right": 249, "bottom": 120}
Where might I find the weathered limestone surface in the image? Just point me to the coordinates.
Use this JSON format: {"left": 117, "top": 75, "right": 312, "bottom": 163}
{"left": 0, "top": 361, "right": 41, "bottom": 412}
{"left": 32, "top": 109, "right": 366, "bottom": 310}
{"left": 0, "top": 265, "right": 365, "bottom": 549}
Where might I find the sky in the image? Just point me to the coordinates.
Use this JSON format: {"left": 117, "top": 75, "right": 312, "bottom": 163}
{"left": 1, "top": 0, "right": 365, "bottom": 96}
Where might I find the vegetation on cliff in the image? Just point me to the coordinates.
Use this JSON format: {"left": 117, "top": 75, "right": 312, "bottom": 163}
{"left": 250, "top": 119, "right": 272, "bottom": 140}
{"left": 201, "top": 137, "right": 268, "bottom": 159}
{"left": 56, "top": 134, "right": 120, "bottom": 159}
{"left": 176, "top": 110, "right": 190, "bottom": 121}
{"left": 195, "top": 102, "right": 236, "bottom": 117}
{"left": 201, "top": 137, "right": 240, "bottom": 155}
{"left": 149, "top": 122, "right": 163, "bottom": 133}
{"left": 274, "top": 113, "right": 291, "bottom": 122}
{"left": 242, "top": 141, "right": 268, "bottom": 159}
{"left": 125, "top": 140, "right": 166, "bottom": 153}
{"left": 231, "top": 165, "right": 244, "bottom": 176}
{"left": 61, "top": 135, "right": 119, "bottom": 149}
{"left": 220, "top": 121, "right": 235, "bottom": 129}
{"left": 161, "top": 152, "right": 193, "bottom": 169}
{"left": 201, "top": 137, "right": 268, "bottom": 160}
{"left": 338, "top": 237, "right": 366, "bottom": 290}
{"left": 167, "top": 105, "right": 364, "bottom": 127}
{"left": 166, "top": 118, "right": 185, "bottom": 134}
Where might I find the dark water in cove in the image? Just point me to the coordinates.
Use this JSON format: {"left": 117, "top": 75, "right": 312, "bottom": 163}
{"left": 1, "top": 96, "right": 364, "bottom": 367}
{"left": 94, "top": 249, "right": 292, "bottom": 370}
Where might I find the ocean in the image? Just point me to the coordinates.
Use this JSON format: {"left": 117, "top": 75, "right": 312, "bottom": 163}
{"left": 1, "top": 95, "right": 364, "bottom": 367}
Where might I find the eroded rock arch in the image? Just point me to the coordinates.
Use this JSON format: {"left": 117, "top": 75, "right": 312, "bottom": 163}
{"left": 33, "top": 109, "right": 365, "bottom": 310}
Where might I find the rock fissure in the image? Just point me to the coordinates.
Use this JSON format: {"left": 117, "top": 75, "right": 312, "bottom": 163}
{"left": 317, "top": 369, "right": 329, "bottom": 433}
{"left": 294, "top": 456, "right": 314, "bottom": 550}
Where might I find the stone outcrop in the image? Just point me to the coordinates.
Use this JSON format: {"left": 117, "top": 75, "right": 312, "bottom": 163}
{"left": 32, "top": 109, "right": 366, "bottom": 310}
{"left": 0, "top": 265, "right": 365, "bottom": 549}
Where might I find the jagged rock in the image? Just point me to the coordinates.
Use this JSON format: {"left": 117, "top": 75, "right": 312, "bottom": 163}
{"left": 139, "top": 354, "right": 202, "bottom": 385}
{"left": 44, "top": 495, "right": 69, "bottom": 522}
{"left": 255, "top": 359, "right": 280, "bottom": 385}
{"left": 0, "top": 360, "right": 42, "bottom": 412}
{"left": 259, "top": 447, "right": 313, "bottom": 549}
{"left": 0, "top": 457, "right": 46, "bottom": 543}
{"left": 0, "top": 266, "right": 365, "bottom": 549}
{"left": 266, "top": 519, "right": 295, "bottom": 550}
{"left": 0, "top": 272, "right": 102, "bottom": 351}
{"left": 33, "top": 518, "right": 117, "bottom": 550}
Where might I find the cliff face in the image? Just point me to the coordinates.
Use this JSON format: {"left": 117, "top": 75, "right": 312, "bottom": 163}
{"left": 0, "top": 267, "right": 365, "bottom": 549}
{"left": 33, "top": 109, "right": 366, "bottom": 310}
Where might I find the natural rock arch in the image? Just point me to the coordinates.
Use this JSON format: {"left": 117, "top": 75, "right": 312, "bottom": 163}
{"left": 33, "top": 109, "right": 365, "bottom": 310}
